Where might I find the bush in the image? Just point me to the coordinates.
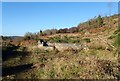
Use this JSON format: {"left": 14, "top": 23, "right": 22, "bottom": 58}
{"left": 108, "top": 35, "right": 116, "bottom": 39}
{"left": 83, "top": 38, "right": 91, "bottom": 43}
{"left": 50, "top": 36, "right": 81, "bottom": 43}
{"left": 112, "top": 33, "right": 120, "bottom": 47}
{"left": 113, "top": 29, "right": 120, "bottom": 35}
{"left": 118, "top": 33, "right": 120, "bottom": 46}
{"left": 68, "top": 39, "right": 80, "bottom": 43}
{"left": 97, "top": 15, "right": 103, "bottom": 27}
{"left": 53, "top": 37, "right": 63, "bottom": 43}
{"left": 89, "top": 49, "right": 97, "bottom": 55}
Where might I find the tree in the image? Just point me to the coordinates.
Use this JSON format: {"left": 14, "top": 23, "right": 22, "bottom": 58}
{"left": 50, "top": 29, "right": 58, "bottom": 34}
{"left": 43, "top": 29, "right": 51, "bottom": 35}
{"left": 97, "top": 15, "right": 103, "bottom": 27}
{"left": 57, "top": 29, "right": 66, "bottom": 33}
{"left": 63, "top": 28, "right": 69, "bottom": 33}
{"left": 88, "top": 21, "right": 91, "bottom": 26}
{"left": 69, "top": 27, "right": 78, "bottom": 33}
{"left": 24, "top": 32, "right": 32, "bottom": 40}
{"left": 40, "top": 30, "right": 43, "bottom": 36}
{"left": 43, "top": 29, "right": 57, "bottom": 35}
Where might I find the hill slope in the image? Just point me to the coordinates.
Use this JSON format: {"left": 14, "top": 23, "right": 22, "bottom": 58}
{"left": 2, "top": 14, "right": 120, "bottom": 79}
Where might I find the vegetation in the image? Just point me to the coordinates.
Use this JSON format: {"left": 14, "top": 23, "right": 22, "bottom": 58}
{"left": 97, "top": 15, "right": 103, "bottom": 27}
{"left": 2, "top": 14, "right": 119, "bottom": 79}
{"left": 2, "top": 42, "right": 118, "bottom": 79}
{"left": 108, "top": 35, "right": 116, "bottom": 39}
{"left": 83, "top": 38, "right": 91, "bottom": 43}
{"left": 49, "top": 36, "right": 81, "bottom": 43}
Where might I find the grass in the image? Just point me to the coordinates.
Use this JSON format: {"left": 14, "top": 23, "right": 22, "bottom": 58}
{"left": 2, "top": 14, "right": 119, "bottom": 79}
{"left": 2, "top": 44, "right": 118, "bottom": 79}
{"left": 2, "top": 34, "right": 119, "bottom": 79}
{"left": 89, "top": 49, "right": 97, "bottom": 55}
{"left": 49, "top": 66, "right": 56, "bottom": 78}
{"left": 2, "top": 28, "right": 119, "bottom": 79}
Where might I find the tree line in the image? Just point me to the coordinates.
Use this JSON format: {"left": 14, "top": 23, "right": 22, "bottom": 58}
{"left": 24, "top": 15, "right": 104, "bottom": 40}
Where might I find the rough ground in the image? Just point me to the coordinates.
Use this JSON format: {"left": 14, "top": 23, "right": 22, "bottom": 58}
{"left": 2, "top": 14, "right": 120, "bottom": 79}
{"left": 2, "top": 35, "right": 119, "bottom": 79}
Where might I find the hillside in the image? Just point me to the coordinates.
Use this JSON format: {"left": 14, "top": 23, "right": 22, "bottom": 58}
{"left": 2, "top": 14, "right": 120, "bottom": 79}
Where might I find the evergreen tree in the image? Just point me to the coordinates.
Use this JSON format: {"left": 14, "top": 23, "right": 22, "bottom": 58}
{"left": 97, "top": 15, "right": 103, "bottom": 27}
{"left": 40, "top": 30, "right": 43, "bottom": 36}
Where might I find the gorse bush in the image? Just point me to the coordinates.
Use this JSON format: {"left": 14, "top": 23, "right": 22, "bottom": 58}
{"left": 83, "top": 38, "right": 91, "bottom": 43}
{"left": 108, "top": 35, "right": 116, "bottom": 39}
{"left": 117, "top": 33, "right": 120, "bottom": 46}
{"left": 97, "top": 15, "right": 103, "bottom": 27}
{"left": 112, "top": 33, "right": 120, "bottom": 47}
{"left": 49, "top": 36, "right": 81, "bottom": 43}
{"left": 89, "top": 49, "right": 97, "bottom": 55}
{"left": 68, "top": 39, "right": 80, "bottom": 43}
{"left": 52, "top": 36, "right": 68, "bottom": 43}
{"left": 113, "top": 28, "right": 120, "bottom": 35}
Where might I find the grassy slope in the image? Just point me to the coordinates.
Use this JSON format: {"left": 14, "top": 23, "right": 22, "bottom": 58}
{"left": 2, "top": 14, "right": 120, "bottom": 79}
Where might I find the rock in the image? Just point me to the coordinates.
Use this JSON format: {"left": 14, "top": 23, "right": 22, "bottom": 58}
{"left": 106, "top": 46, "right": 113, "bottom": 51}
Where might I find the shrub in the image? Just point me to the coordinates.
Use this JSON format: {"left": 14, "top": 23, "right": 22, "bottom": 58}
{"left": 89, "top": 49, "right": 97, "bottom": 55}
{"left": 108, "top": 35, "right": 116, "bottom": 39}
{"left": 68, "top": 39, "right": 80, "bottom": 43}
{"left": 83, "top": 38, "right": 91, "bottom": 43}
{"left": 117, "top": 33, "right": 120, "bottom": 46}
{"left": 52, "top": 37, "right": 62, "bottom": 43}
{"left": 113, "top": 29, "right": 120, "bottom": 35}
{"left": 97, "top": 15, "right": 103, "bottom": 27}
{"left": 50, "top": 36, "right": 81, "bottom": 43}
{"left": 112, "top": 33, "right": 120, "bottom": 47}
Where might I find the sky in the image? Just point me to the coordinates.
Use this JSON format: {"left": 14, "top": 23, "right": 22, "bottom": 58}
{"left": 2, "top": 2, "right": 118, "bottom": 36}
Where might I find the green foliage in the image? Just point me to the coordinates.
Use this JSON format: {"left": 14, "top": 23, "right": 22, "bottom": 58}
{"left": 69, "top": 40, "right": 80, "bottom": 43}
{"left": 112, "top": 33, "right": 120, "bottom": 47}
{"left": 78, "top": 29, "right": 84, "bottom": 32}
{"left": 97, "top": 15, "right": 103, "bottom": 27}
{"left": 37, "top": 69, "right": 45, "bottom": 78}
{"left": 24, "top": 32, "right": 32, "bottom": 40}
{"left": 2, "top": 36, "right": 12, "bottom": 40}
{"left": 49, "top": 36, "right": 81, "bottom": 43}
{"left": 89, "top": 49, "right": 97, "bottom": 55}
{"left": 83, "top": 38, "right": 91, "bottom": 43}
{"left": 117, "top": 33, "right": 120, "bottom": 46}
{"left": 33, "top": 48, "right": 50, "bottom": 54}
{"left": 49, "top": 65, "right": 56, "bottom": 78}
{"left": 114, "top": 28, "right": 120, "bottom": 35}
{"left": 88, "top": 21, "right": 91, "bottom": 26}
{"left": 33, "top": 48, "right": 41, "bottom": 54}
{"left": 108, "top": 35, "right": 116, "bottom": 39}
{"left": 39, "top": 30, "right": 44, "bottom": 36}
{"left": 52, "top": 36, "right": 63, "bottom": 43}
{"left": 43, "top": 29, "right": 58, "bottom": 35}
